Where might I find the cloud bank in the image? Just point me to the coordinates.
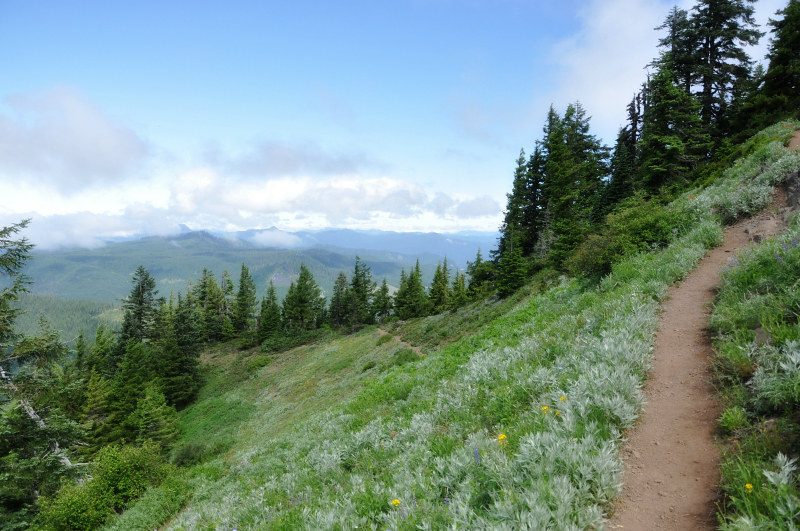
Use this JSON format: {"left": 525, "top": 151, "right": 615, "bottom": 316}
{"left": 0, "top": 86, "right": 148, "bottom": 191}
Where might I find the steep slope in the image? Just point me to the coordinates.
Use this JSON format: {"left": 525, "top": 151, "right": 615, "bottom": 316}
{"left": 102, "top": 122, "right": 800, "bottom": 530}
{"left": 609, "top": 197, "right": 788, "bottom": 529}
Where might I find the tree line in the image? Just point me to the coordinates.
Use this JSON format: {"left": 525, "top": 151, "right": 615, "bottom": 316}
{"left": 491, "top": 0, "right": 800, "bottom": 290}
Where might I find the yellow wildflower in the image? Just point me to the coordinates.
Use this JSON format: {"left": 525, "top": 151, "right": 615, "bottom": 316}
{"left": 560, "top": 395, "right": 566, "bottom": 402}
{"left": 497, "top": 433, "right": 508, "bottom": 445}
{"left": 745, "top": 483, "right": 753, "bottom": 493}
{"left": 391, "top": 498, "right": 401, "bottom": 507}
{"left": 541, "top": 406, "right": 549, "bottom": 413}
{"left": 555, "top": 411, "right": 560, "bottom": 416}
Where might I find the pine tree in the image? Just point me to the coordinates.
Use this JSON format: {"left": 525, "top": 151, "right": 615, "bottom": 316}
{"left": 372, "top": 278, "right": 393, "bottom": 323}
{"left": 87, "top": 323, "right": 117, "bottom": 376}
{"left": 449, "top": 272, "right": 469, "bottom": 310}
{"left": 193, "top": 269, "right": 226, "bottom": 342}
{"left": 110, "top": 340, "right": 153, "bottom": 440}
{"left": 654, "top": 6, "right": 697, "bottom": 94}
{"left": 349, "top": 257, "right": 375, "bottom": 326}
{"left": 74, "top": 331, "right": 87, "bottom": 370}
{"left": 257, "top": 281, "right": 282, "bottom": 343}
{"left": 691, "top": 0, "right": 762, "bottom": 138}
{"left": 117, "top": 266, "right": 158, "bottom": 349}
{"left": 83, "top": 368, "right": 113, "bottom": 455}
{"left": 466, "top": 249, "right": 495, "bottom": 299}
{"left": 394, "top": 260, "right": 430, "bottom": 319}
{"left": 233, "top": 263, "right": 257, "bottom": 334}
{"left": 328, "top": 271, "right": 350, "bottom": 328}
{"left": 130, "top": 384, "right": 178, "bottom": 452}
{"left": 638, "top": 67, "right": 710, "bottom": 193}
{"left": 429, "top": 258, "right": 451, "bottom": 313}
{"left": 174, "top": 292, "right": 202, "bottom": 358}
{"left": 541, "top": 103, "right": 609, "bottom": 265}
{"left": 741, "top": 0, "right": 800, "bottom": 128}
{"left": 497, "top": 233, "right": 527, "bottom": 297}
{"left": 282, "top": 264, "right": 324, "bottom": 331}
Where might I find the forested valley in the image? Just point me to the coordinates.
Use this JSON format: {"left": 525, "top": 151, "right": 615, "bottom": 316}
{"left": 2, "top": 0, "right": 800, "bottom": 528}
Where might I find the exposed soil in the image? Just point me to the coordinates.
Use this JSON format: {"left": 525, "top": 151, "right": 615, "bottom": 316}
{"left": 607, "top": 161, "right": 797, "bottom": 528}
{"left": 376, "top": 327, "right": 425, "bottom": 357}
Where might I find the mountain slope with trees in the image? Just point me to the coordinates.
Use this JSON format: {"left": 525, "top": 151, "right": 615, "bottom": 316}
{"left": 2, "top": 1, "right": 800, "bottom": 529}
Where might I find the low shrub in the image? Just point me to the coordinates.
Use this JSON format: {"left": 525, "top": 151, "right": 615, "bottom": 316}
{"left": 568, "top": 194, "right": 684, "bottom": 277}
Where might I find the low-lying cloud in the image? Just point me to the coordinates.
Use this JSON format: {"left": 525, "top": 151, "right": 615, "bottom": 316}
{"left": 0, "top": 86, "right": 148, "bottom": 191}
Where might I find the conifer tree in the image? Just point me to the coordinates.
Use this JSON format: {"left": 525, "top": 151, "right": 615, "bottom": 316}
{"left": 742, "top": 0, "right": 800, "bottom": 128}
{"left": 83, "top": 368, "right": 113, "bottom": 455}
{"left": 74, "top": 331, "right": 87, "bottom": 370}
{"left": 691, "top": 0, "right": 762, "bottom": 137}
{"left": 257, "top": 281, "right": 282, "bottom": 343}
{"left": 496, "top": 233, "right": 527, "bottom": 297}
{"left": 282, "top": 264, "right": 324, "bottom": 331}
{"left": 372, "top": 278, "right": 393, "bottom": 323}
{"left": 117, "top": 266, "right": 158, "bottom": 348}
{"left": 429, "top": 258, "right": 451, "bottom": 313}
{"left": 130, "top": 384, "right": 178, "bottom": 452}
{"left": 349, "top": 257, "right": 375, "bottom": 326}
{"left": 328, "top": 271, "right": 350, "bottom": 328}
{"left": 466, "top": 249, "right": 495, "bottom": 299}
{"left": 541, "top": 103, "right": 609, "bottom": 265}
{"left": 654, "top": 6, "right": 696, "bottom": 94}
{"left": 110, "top": 340, "right": 152, "bottom": 440}
{"left": 233, "top": 263, "right": 257, "bottom": 334}
{"left": 394, "top": 260, "right": 430, "bottom": 319}
{"left": 449, "top": 272, "right": 469, "bottom": 311}
{"left": 638, "top": 67, "right": 709, "bottom": 192}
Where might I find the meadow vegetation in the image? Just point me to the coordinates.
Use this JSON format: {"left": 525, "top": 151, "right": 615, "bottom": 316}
{"left": 88, "top": 122, "right": 799, "bottom": 529}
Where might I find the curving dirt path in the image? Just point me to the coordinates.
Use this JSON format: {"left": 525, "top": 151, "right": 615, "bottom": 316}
{"left": 607, "top": 193, "right": 789, "bottom": 529}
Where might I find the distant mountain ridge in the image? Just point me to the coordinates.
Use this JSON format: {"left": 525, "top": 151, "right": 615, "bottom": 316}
{"left": 24, "top": 229, "right": 498, "bottom": 303}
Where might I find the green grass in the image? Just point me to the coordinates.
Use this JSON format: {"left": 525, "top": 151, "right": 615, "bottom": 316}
{"left": 710, "top": 209, "right": 800, "bottom": 527}
{"left": 105, "top": 121, "right": 800, "bottom": 529}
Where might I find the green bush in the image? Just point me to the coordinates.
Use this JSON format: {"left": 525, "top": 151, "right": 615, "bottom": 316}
{"left": 568, "top": 195, "right": 684, "bottom": 277}
{"left": 171, "top": 442, "right": 208, "bottom": 467}
{"left": 36, "top": 443, "right": 169, "bottom": 530}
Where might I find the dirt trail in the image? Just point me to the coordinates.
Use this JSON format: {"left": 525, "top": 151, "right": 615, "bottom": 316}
{"left": 607, "top": 182, "right": 793, "bottom": 527}
{"left": 376, "top": 328, "right": 425, "bottom": 356}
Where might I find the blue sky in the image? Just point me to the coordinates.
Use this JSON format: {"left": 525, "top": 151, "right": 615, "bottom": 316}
{"left": 0, "top": 0, "right": 785, "bottom": 248}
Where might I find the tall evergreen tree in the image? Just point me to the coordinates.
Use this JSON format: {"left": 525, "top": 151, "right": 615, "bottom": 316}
{"left": 466, "top": 249, "right": 495, "bottom": 299}
{"left": 449, "top": 272, "right": 469, "bottom": 310}
{"left": 497, "top": 233, "right": 527, "bottom": 297}
{"left": 257, "top": 281, "right": 282, "bottom": 343}
{"left": 233, "top": 263, "right": 258, "bottom": 334}
{"left": 282, "top": 264, "right": 325, "bottom": 331}
{"left": 372, "top": 278, "right": 393, "bottom": 323}
{"left": 328, "top": 271, "right": 350, "bottom": 328}
{"left": 117, "top": 266, "right": 158, "bottom": 349}
{"left": 691, "top": 0, "right": 762, "bottom": 137}
{"left": 429, "top": 258, "right": 451, "bottom": 313}
{"left": 349, "top": 257, "right": 375, "bottom": 326}
{"left": 654, "top": 6, "right": 697, "bottom": 94}
{"left": 394, "top": 260, "right": 430, "bottom": 319}
{"left": 638, "top": 67, "right": 710, "bottom": 192}
{"left": 542, "top": 103, "right": 609, "bottom": 265}
{"left": 741, "top": 0, "right": 800, "bottom": 128}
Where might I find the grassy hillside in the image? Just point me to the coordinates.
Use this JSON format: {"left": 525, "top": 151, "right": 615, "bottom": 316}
{"left": 100, "top": 122, "right": 800, "bottom": 529}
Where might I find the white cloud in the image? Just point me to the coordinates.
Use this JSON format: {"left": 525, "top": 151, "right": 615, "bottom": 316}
{"left": 547, "top": 0, "right": 669, "bottom": 144}
{"left": 249, "top": 229, "right": 303, "bottom": 247}
{"left": 0, "top": 86, "right": 148, "bottom": 191}
{"left": 546, "top": 0, "right": 789, "bottom": 145}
